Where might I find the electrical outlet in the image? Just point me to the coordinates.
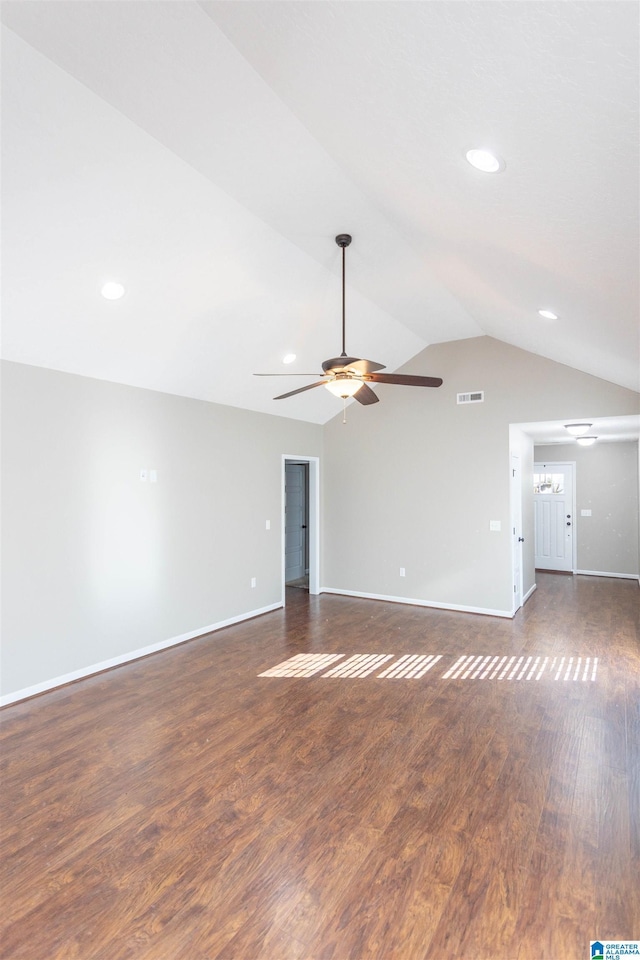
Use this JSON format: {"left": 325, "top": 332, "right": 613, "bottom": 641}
{"left": 399, "top": 567, "right": 406, "bottom": 577}
{"left": 265, "top": 520, "right": 270, "bottom": 530}
{"left": 251, "top": 577, "right": 256, "bottom": 588}
{"left": 150, "top": 469, "right": 157, "bottom": 483}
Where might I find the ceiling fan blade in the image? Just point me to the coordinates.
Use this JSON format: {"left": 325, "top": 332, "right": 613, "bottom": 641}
{"left": 366, "top": 373, "right": 443, "bottom": 388}
{"left": 353, "top": 383, "right": 380, "bottom": 405}
{"left": 348, "top": 358, "right": 386, "bottom": 374}
{"left": 273, "top": 380, "right": 327, "bottom": 400}
{"left": 254, "top": 373, "right": 323, "bottom": 377}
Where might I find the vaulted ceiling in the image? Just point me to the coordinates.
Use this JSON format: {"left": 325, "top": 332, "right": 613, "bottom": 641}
{"left": 2, "top": 1, "right": 638, "bottom": 424}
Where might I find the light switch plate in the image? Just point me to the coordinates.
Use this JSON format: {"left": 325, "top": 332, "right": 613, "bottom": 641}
{"left": 490, "top": 520, "right": 501, "bottom": 531}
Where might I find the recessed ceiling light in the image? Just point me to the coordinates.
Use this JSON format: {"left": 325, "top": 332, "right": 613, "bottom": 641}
{"left": 465, "top": 148, "right": 504, "bottom": 173}
{"left": 538, "top": 309, "right": 558, "bottom": 320}
{"left": 565, "top": 423, "right": 592, "bottom": 436}
{"left": 282, "top": 353, "right": 296, "bottom": 364}
{"left": 101, "top": 281, "right": 125, "bottom": 300}
{"left": 576, "top": 436, "right": 597, "bottom": 446}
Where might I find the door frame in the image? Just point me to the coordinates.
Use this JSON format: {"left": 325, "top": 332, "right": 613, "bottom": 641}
{"left": 533, "top": 460, "right": 577, "bottom": 574}
{"left": 282, "top": 455, "right": 320, "bottom": 603}
{"left": 511, "top": 453, "right": 523, "bottom": 615}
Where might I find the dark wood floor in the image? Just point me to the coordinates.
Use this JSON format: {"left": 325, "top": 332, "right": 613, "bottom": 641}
{"left": 1, "top": 574, "right": 638, "bottom": 959}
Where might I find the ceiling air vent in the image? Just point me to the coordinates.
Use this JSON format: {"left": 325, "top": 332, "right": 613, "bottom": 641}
{"left": 457, "top": 391, "right": 484, "bottom": 404}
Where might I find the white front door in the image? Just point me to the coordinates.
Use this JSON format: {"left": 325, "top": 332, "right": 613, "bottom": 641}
{"left": 285, "top": 462, "right": 306, "bottom": 582}
{"left": 534, "top": 462, "right": 575, "bottom": 573}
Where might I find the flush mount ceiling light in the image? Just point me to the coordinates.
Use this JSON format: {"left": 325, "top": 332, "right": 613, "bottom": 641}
{"left": 101, "top": 281, "right": 125, "bottom": 300}
{"left": 282, "top": 353, "right": 296, "bottom": 364}
{"left": 576, "top": 436, "right": 597, "bottom": 446}
{"left": 538, "top": 309, "right": 559, "bottom": 320}
{"left": 565, "top": 423, "right": 592, "bottom": 436}
{"left": 465, "top": 148, "right": 505, "bottom": 173}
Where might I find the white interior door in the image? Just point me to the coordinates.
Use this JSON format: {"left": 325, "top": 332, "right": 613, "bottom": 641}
{"left": 511, "top": 454, "right": 523, "bottom": 612}
{"left": 534, "top": 462, "right": 575, "bottom": 572}
{"left": 285, "top": 462, "right": 306, "bottom": 582}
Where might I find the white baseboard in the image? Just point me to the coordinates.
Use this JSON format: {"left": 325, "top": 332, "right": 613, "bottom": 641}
{"left": 512, "top": 583, "right": 538, "bottom": 616}
{"left": 320, "top": 587, "right": 513, "bottom": 619}
{"left": 575, "top": 569, "right": 639, "bottom": 581}
{"left": 0, "top": 601, "right": 282, "bottom": 707}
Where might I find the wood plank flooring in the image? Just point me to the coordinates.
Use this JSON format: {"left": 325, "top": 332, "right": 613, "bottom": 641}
{"left": 1, "top": 573, "right": 638, "bottom": 959}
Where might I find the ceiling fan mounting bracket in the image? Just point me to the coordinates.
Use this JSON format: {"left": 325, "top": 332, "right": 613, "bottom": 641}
{"left": 335, "top": 234, "right": 352, "bottom": 248}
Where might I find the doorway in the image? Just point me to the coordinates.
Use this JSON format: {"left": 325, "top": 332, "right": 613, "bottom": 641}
{"left": 285, "top": 462, "right": 308, "bottom": 586}
{"left": 282, "top": 455, "right": 320, "bottom": 603}
{"left": 534, "top": 461, "right": 576, "bottom": 573}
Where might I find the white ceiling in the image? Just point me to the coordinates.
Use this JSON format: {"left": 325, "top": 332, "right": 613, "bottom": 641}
{"left": 519, "top": 415, "right": 640, "bottom": 446}
{"left": 1, "top": 1, "right": 638, "bottom": 425}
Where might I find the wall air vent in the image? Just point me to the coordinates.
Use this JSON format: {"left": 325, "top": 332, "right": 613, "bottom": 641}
{"left": 457, "top": 391, "right": 484, "bottom": 404}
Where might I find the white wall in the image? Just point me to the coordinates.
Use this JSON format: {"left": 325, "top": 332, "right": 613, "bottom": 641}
{"left": 322, "top": 337, "right": 640, "bottom": 616}
{"left": 3, "top": 342, "right": 638, "bottom": 701}
{"left": 1, "top": 361, "right": 321, "bottom": 701}
{"left": 535, "top": 441, "right": 639, "bottom": 578}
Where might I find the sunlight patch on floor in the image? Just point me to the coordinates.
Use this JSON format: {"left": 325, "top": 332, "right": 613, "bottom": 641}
{"left": 321, "top": 654, "right": 394, "bottom": 678}
{"left": 377, "top": 654, "right": 443, "bottom": 678}
{"left": 443, "top": 654, "right": 598, "bottom": 681}
{"left": 258, "top": 653, "right": 344, "bottom": 677}
{"left": 259, "top": 653, "right": 599, "bottom": 681}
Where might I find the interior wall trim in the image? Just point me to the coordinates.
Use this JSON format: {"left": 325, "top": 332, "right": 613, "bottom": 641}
{"left": 575, "top": 569, "right": 639, "bottom": 581}
{"left": 0, "top": 602, "right": 283, "bottom": 707}
{"left": 523, "top": 583, "right": 537, "bottom": 604}
{"left": 320, "top": 587, "right": 513, "bottom": 619}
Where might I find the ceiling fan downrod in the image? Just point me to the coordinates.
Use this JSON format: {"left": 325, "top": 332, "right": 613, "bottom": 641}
{"left": 335, "top": 233, "right": 352, "bottom": 358}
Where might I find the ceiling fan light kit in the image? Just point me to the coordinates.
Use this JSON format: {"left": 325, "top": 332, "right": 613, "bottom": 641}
{"left": 325, "top": 376, "right": 364, "bottom": 398}
{"left": 255, "top": 234, "right": 443, "bottom": 418}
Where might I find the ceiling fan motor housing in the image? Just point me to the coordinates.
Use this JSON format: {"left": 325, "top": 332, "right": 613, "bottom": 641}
{"left": 322, "top": 356, "right": 361, "bottom": 373}
{"left": 335, "top": 234, "right": 352, "bottom": 247}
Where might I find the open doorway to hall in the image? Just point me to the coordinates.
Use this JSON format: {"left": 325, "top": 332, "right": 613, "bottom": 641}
{"left": 282, "top": 455, "right": 320, "bottom": 602}
{"left": 511, "top": 415, "right": 639, "bottom": 618}
{"left": 285, "top": 461, "right": 309, "bottom": 589}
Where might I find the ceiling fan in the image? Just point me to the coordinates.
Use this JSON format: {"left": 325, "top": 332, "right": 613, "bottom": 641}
{"left": 255, "top": 234, "right": 443, "bottom": 406}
